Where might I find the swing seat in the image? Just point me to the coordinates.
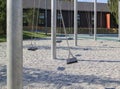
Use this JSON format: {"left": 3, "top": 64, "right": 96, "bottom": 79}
{"left": 28, "top": 46, "right": 38, "bottom": 51}
{"left": 67, "top": 57, "right": 78, "bottom": 64}
{"left": 67, "top": 37, "right": 73, "bottom": 40}
{"left": 56, "top": 40, "right": 62, "bottom": 43}
{"left": 57, "top": 34, "right": 65, "bottom": 37}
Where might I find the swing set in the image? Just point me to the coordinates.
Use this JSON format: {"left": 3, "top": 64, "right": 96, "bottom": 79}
{"left": 27, "top": 0, "right": 78, "bottom": 64}
{"left": 7, "top": 0, "right": 120, "bottom": 88}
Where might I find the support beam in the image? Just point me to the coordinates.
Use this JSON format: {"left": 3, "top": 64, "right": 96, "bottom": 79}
{"left": 51, "top": 0, "right": 56, "bottom": 59}
{"left": 45, "top": 0, "right": 48, "bottom": 35}
{"left": 118, "top": 0, "right": 120, "bottom": 41}
{"left": 74, "top": 0, "right": 78, "bottom": 46}
{"left": 7, "top": 0, "right": 23, "bottom": 89}
{"left": 94, "top": 0, "right": 97, "bottom": 40}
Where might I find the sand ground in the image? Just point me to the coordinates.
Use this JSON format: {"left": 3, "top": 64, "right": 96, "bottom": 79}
{"left": 0, "top": 38, "right": 120, "bottom": 89}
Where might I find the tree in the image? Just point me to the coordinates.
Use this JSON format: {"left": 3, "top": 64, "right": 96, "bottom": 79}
{"left": 23, "top": 9, "right": 34, "bottom": 26}
{"left": 23, "top": 9, "right": 39, "bottom": 27}
{"left": 108, "top": 0, "right": 118, "bottom": 24}
{"left": 0, "top": 0, "right": 6, "bottom": 34}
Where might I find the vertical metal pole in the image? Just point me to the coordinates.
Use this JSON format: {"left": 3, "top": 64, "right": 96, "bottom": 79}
{"left": 7, "top": 0, "right": 23, "bottom": 89}
{"left": 45, "top": 0, "right": 48, "bottom": 35}
{"left": 94, "top": 0, "right": 97, "bottom": 40}
{"left": 51, "top": 0, "right": 56, "bottom": 59}
{"left": 118, "top": 0, "right": 120, "bottom": 41}
{"left": 74, "top": 0, "right": 78, "bottom": 46}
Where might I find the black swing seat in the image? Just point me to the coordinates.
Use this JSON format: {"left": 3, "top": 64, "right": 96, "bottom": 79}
{"left": 28, "top": 46, "right": 38, "bottom": 51}
{"left": 67, "top": 37, "right": 73, "bottom": 40}
{"left": 56, "top": 40, "right": 62, "bottom": 43}
{"left": 67, "top": 57, "right": 78, "bottom": 64}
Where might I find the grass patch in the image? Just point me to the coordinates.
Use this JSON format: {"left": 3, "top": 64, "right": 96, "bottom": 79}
{"left": 0, "top": 34, "right": 6, "bottom": 42}
{"left": 23, "top": 31, "right": 50, "bottom": 40}
{"left": 0, "top": 31, "right": 50, "bottom": 43}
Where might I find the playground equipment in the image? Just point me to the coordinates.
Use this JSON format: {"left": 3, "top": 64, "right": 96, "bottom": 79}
{"left": 7, "top": 0, "right": 23, "bottom": 89}
{"left": 7, "top": 0, "right": 120, "bottom": 88}
{"left": 118, "top": 0, "right": 120, "bottom": 41}
{"left": 85, "top": 1, "right": 93, "bottom": 36}
{"left": 58, "top": 0, "right": 78, "bottom": 64}
{"left": 27, "top": 0, "right": 41, "bottom": 51}
{"left": 51, "top": 0, "right": 78, "bottom": 59}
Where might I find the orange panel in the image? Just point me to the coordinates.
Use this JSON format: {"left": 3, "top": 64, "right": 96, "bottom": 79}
{"left": 106, "top": 14, "right": 110, "bottom": 30}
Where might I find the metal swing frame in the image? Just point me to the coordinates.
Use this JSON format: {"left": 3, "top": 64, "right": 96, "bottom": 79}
{"left": 28, "top": 0, "right": 41, "bottom": 51}
{"left": 51, "top": 0, "right": 78, "bottom": 60}
{"left": 57, "top": 0, "right": 78, "bottom": 64}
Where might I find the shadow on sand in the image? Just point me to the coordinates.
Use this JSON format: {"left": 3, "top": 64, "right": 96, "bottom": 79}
{"left": 0, "top": 65, "right": 120, "bottom": 88}
{"left": 23, "top": 67, "right": 120, "bottom": 88}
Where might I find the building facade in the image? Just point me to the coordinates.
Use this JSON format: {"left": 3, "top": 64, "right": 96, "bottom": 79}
{"left": 23, "top": 0, "right": 117, "bottom": 28}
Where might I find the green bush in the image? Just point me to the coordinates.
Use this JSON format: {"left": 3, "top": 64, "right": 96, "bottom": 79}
{"left": 57, "top": 28, "right": 118, "bottom": 34}
{"left": 23, "top": 26, "right": 118, "bottom": 34}
{"left": 0, "top": 0, "right": 6, "bottom": 34}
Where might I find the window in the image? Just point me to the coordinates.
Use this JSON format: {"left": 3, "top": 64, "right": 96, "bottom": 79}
{"left": 57, "top": 13, "right": 62, "bottom": 20}
{"left": 77, "top": 14, "right": 80, "bottom": 20}
{"left": 91, "top": 14, "right": 94, "bottom": 25}
{"left": 77, "top": 14, "right": 80, "bottom": 26}
{"left": 57, "top": 13, "right": 62, "bottom": 27}
{"left": 23, "top": 12, "right": 28, "bottom": 26}
{"left": 39, "top": 12, "right": 45, "bottom": 25}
